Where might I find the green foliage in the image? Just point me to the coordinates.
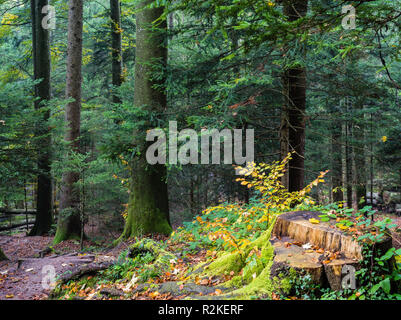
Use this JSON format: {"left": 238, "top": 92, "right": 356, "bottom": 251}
{"left": 103, "top": 249, "right": 158, "bottom": 282}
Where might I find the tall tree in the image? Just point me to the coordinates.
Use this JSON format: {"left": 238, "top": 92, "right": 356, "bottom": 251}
{"left": 353, "top": 101, "right": 367, "bottom": 209}
{"left": 29, "top": 0, "right": 53, "bottom": 236}
{"left": 280, "top": 0, "right": 308, "bottom": 192}
{"left": 331, "top": 119, "right": 344, "bottom": 203}
{"left": 54, "top": 0, "right": 84, "bottom": 244}
{"left": 110, "top": 0, "right": 123, "bottom": 104}
{"left": 345, "top": 115, "right": 353, "bottom": 208}
{"left": 118, "top": 0, "right": 171, "bottom": 240}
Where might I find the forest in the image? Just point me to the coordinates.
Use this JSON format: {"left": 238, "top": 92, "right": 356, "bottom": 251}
{"left": 1, "top": 0, "right": 401, "bottom": 303}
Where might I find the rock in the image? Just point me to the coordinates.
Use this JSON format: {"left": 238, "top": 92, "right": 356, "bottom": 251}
{"left": 383, "top": 191, "right": 401, "bottom": 205}
{"left": 132, "top": 283, "right": 147, "bottom": 294}
{"left": 156, "top": 281, "right": 225, "bottom": 296}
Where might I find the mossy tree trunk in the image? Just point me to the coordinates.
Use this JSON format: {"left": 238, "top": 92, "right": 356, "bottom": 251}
{"left": 29, "top": 0, "right": 53, "bottom": 236}
{"left": 118, "top": 0, "right": 171, "bottom": 240}
{"left": 281, "top": 0, "right": 308, "bottom": 192}
{"left": 0, "top": 247, "right": 7, "bottom": 261}
{"left": 54, "top": 0, "right": 84, "bottom": 244}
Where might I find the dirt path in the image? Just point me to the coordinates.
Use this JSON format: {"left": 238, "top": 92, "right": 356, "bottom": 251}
{"left": 0, "top": 235, "right": 117, "bottom": 300}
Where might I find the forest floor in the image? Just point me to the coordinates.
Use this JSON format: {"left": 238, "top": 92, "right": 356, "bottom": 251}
{"left": 0, "top": 234, "right": 121, "bottom": 300}
{"left": 1, "top": 211, "right": 401, "bottom": 300}
{"left": 0, "top": 231, "right": 225, "bottom": 300}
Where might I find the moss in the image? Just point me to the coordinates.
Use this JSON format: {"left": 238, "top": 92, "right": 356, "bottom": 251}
{"left": 115, "top": 164, "right": 172, "bottom": 245}
{"left": 201, "top": 252, "right": 244, "bottom": 277}
{"left": 128, "top": 238, "right": 176, "bottom": 276}
{"left": 198, "top": 218, "right": 277, "bottom": 278}
{"left": 53, "top": 226, "right": 81, "bottom": 245}
{"left": 230, "top": 260, "right": 275, "bottom": 299}
{"left": 192, "top": 218, "right": 281, "bottom": 299}
{"left": 53, "top": 208, "right": 82, "bottom": 245}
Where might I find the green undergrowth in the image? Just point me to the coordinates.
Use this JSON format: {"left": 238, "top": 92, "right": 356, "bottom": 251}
{"left": 185, "top": 217, "right": 293, "bottom": 299}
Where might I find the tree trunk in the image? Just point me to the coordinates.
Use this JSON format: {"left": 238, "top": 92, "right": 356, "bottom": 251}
{"left": 118, "top": 0, "right": 171, "bottom": 240}
{"left": 281, "top": 0, "right": 308, "bottom": 192}
{"left": 54, "top": 0, "right": 84, "bottom": 244}
{"left": 353, "top": 104, "right": 366, "bottom": 209}
{"left": 345, "top": 119, "right": 353, "bottom": 208}
{"left": 29, "top": 0, "right": 53, "bottom": 236}
{"left": 110, "top": 0, "right": 123, "bottom": 104}
{"left": 331, "top": 120, "right": 343, "bottom": 202}
{"left": 0, "top": 247, "right": 7, "bottom": 261}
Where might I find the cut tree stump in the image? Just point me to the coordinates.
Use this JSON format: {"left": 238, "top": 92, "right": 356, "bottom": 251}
{"left": 273, "top": 211, "right": 363, "bottom": 260}
{"left": 271, "top": 211, "right": 392, "bottom": 291}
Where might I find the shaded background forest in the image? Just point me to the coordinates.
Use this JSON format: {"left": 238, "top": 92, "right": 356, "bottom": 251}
{"left": 1, "top": 0, "right": 401, "bottom": 240}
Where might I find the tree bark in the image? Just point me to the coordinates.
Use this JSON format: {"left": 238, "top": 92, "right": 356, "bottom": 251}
{"left": 281, "top": 0, "right": 308, "bottom": 192}
{"left": 54, "top": 0, "right": 84, "bottom": 244}
{"left": 118, "top": 0, "right": 171, "bottom": 240}
{"left": 331, "top": 120, "right": 343, "bottom": 202}
{"left": 353, "top": 104, "right": 366, "bottom": 209}
{"left": 345, "top": 119, "right": 353, "bottom": 208}
{"left": 29, "top": 0, "right": 53, "bottom": 236}
{"left": 110, "top": 0, "right": 123, "bottom": 104}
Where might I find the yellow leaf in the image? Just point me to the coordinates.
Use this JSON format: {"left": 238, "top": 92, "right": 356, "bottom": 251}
{"left": 309, "top": 218, "right": 320, "bottom": 224}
